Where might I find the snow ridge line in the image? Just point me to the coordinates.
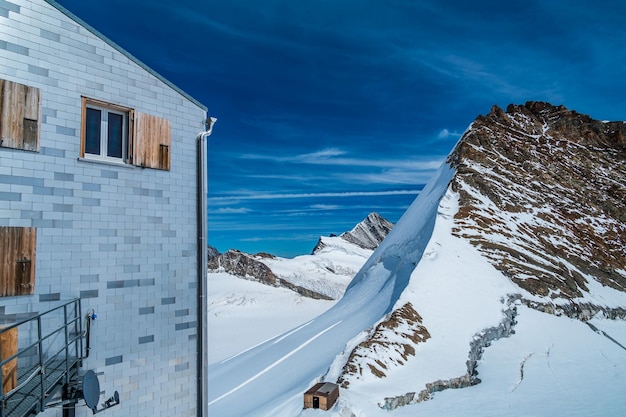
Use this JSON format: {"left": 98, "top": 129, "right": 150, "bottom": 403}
{"left": 380, "top": 302, "right": 518, "bottom": 410}
{"left": 208, "top": 320, "right": 343, "bottom": 406}
{"left": 585, "top": 322, "right": 626, "bottom": 351}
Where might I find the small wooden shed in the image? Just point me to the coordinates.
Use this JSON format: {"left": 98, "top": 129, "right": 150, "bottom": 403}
{"left": 303, "top": 382, "right": 339, "bottom": 411}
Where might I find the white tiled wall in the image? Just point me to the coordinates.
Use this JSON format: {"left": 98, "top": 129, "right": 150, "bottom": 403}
{"left": 0, "top": 0, "right": 206, "bottom": 415}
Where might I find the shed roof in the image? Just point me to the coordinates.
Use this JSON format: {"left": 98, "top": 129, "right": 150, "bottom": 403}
{"left": 45, "top": 0, "right": 207, "bottom": 112}
{"left": 305, "top": 382, "right": 338, "bottom": 396}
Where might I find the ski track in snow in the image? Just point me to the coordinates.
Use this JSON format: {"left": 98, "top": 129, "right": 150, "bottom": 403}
{"left": 218, "top": 320, "right": 315, "bottom": 364}
{"left": 208, "top": 320, "right": 343, "bottom": 407}
{"left": 544, "top": 345, "right": 571, "bottom": 398}
{"left": 273, "top": 320, "right": 314, "bottom": 344}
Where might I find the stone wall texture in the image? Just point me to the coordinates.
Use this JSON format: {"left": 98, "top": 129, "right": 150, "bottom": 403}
{"left": 0, "top": 1, "right": 207, "bottom": 415}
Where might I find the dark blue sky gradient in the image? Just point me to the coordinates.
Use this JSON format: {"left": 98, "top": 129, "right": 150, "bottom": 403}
{"left": 56, "top": 0, "right": 626, "bottom": 257}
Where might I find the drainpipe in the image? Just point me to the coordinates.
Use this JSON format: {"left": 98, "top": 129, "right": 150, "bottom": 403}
{"left": 197, "top": 116, "right": 216, "bottom": 417}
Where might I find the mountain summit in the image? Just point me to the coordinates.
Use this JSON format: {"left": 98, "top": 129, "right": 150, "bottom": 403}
{"left": 451, "top": 101, "right": 625, "bottom": 303}
{"left": 312, "top": 212, "right": 394, "bottom": 253}
{"left": 340, "top": 212, "right": 395, "bottom": 250}
{"left": 209, "top": 213, "right": 394, "bottom": 300}
{"left": 208, "top": 103, "right": 626, "bottom": 417}
{"left": 334, "top": 102, "right": 626, "bottom": 410}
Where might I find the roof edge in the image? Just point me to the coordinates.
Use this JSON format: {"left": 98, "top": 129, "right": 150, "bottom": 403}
{"left": 45, "top": 0, "right": 208, "bottom": 112}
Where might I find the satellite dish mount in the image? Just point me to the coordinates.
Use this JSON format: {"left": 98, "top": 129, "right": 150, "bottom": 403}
{"left": 55, "top": 370, "right": 120, "bottom": 416}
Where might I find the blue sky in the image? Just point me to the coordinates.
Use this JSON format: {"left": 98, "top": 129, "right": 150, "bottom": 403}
{"left": 57, "top": 0, "right": 626, "bottom": 257}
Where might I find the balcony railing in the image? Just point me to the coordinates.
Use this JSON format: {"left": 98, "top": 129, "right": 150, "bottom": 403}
{"left": 1, "top": 299, "right": 83, "bottom": 417}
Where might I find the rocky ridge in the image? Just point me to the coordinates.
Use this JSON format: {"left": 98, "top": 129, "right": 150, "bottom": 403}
{"left": 208, "top": 212, "right": 394, "bottom": 299}
{"left": 379, "top": 301, "right": 519, "bottom": 409}
{"left": 338, "top": 212, "right": 395, "bottom": 251}
{"left": 207, "top": 249, "right": 333, "bottom": 300}
{"left": 312, "top": 212, "right": 394, "bottom": 253}
{"left": 449, "top": 101, "right": 625, "bottom": 300}
{"left": 337, "top": 302, "right": 431, "bottom": 388}
{"left": 334, "top": 102, "right": 626, "bottom": 409}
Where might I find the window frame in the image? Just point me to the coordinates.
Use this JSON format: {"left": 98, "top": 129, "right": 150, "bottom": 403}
{"left": 80, "top": 97, "right": 133, "bottom": 164}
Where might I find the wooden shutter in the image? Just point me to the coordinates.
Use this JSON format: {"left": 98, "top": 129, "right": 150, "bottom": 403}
{"left": 0, "top": 79, "right": 41, "bottom": 151}
{"left": 133, "top": 112, "right": 171, "bottom": 170}
{"left": 0, "top": 227, "right": 36, "bottom": 297}
{"left": 1, "top": 326, "right": 18, "bottom": 394}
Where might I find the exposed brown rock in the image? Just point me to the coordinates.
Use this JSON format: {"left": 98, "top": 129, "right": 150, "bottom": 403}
{"left": 338, "top": 302, "right": 430, "bottom": 388}
{"left": 449, "top": 101, "right": 626, "bottom": 299}
{"left": 341, "top": 103, "right": 626, "bottom": 411}
{"left": 380, "top": 304, "right": 518, "bottom": 410}
{"left": 208, "top": 249, "right": 278, "bottom": 286}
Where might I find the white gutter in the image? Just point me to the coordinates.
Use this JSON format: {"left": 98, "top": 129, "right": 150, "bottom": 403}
{"left": 197, "top": 117, "right": 216, "bottom": 417}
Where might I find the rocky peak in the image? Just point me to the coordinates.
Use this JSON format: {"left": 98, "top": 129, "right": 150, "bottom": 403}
{"left": 341, "top": 212, "right": 394, "bottom": 250}
{"left": 313, "top": 212, "right": 394, "bottom": 253}
{"left": 450, "top": 101, "right": 626, "bottom": 300}
{"left": 207, "top": 245, "right": 220, "bottom": 260}
{"left": 207, "top": 249, "right": 278, "bottom": 286}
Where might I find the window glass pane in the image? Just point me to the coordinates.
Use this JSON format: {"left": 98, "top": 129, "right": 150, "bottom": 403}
{"left": 85, "top": 108, "right": 101, "bottom": 155}
{"left": 107, "top": 112, "right": 124, "bottom": 158}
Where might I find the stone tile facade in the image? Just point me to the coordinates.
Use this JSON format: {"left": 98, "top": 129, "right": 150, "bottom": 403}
{"left": 0, "top": 0, "right": 207, "bottom": 415}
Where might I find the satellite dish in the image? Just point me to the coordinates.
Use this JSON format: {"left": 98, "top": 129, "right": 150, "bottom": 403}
{"left": 82, "top": 370, "right": 101, "bottom": 412}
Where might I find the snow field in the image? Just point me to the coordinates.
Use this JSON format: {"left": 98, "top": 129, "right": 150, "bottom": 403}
{"left": 261, "top": 236, "right": 373, "bottom": 299}
{"left": 328, "top": 188, "right": 520, "bottom": 408}
{"left": 390, "top": 306, "right": 626, "bottom": 417}
{"left": 207, "top": 158, "right": 626, "bottom": 416}
{"left": 207, "top": 163, "right": 455, "bottom": 417}
{"left": 208, "top": 272, "right": 336, "bottom": 364}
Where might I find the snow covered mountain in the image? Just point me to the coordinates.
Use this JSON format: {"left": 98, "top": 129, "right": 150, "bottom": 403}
{"left": 336, "top": 212, "right": 394, "bottom": 251}
{"left": 208, "top": 213, "right": 394, "bottom": 300}
{"left": 207, "top": 102, "right": 626, "bottom": 417}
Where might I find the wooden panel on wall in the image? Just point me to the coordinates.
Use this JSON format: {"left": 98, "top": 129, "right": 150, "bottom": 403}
{"left": 133, "top": 112, "right": 171, "bottom": 170}
{"left": 1, "top": 326, "right": 18, "bottom": 394}
{"left": 0, "top": 227, "right": 36, "bottom": 297}
{"left": 0, "top": 79, "right": 41, "bottom": 151}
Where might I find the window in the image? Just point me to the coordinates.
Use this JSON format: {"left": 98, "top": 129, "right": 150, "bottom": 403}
{"left": 81, "top": 98, "right": 130, "bottom": 163}
{"left": 0, "top": 79, "right": 41, "bottom": 152}
{"left": 81, "top": 97, "right": 172, "bottom": 170}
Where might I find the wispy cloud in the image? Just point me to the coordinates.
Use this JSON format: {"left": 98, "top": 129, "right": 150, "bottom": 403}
{"left": 211, "top": 207, "right": 251, "bottom": 214}
{"left": 340, "top": 169, "right": 436, "bottom": 186}
{"left": 240, "top": 147, "right": 444, "bottom": 170}
{"left": 240, "top": 233, "right": 320, "bottom": 243}
{"left": 209, "top": 189, "right": 421, "bottom": 203}
{"left": 296, "top": 148, "right": 347, "bottom": 161}
{"left": 309, "top": 204, "right": 340, "bottom": 210}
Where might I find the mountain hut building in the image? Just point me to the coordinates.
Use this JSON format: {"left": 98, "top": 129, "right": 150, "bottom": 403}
{"left": 0, "top": 0, "right": 213, "bottom": 415}
{"left": 304, "top": 382, "right": 340, "bottom": 411}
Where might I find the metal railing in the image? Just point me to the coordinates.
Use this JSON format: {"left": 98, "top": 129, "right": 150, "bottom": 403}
{"left": 1, "top": 299, "right": 83, "bottom": 417}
